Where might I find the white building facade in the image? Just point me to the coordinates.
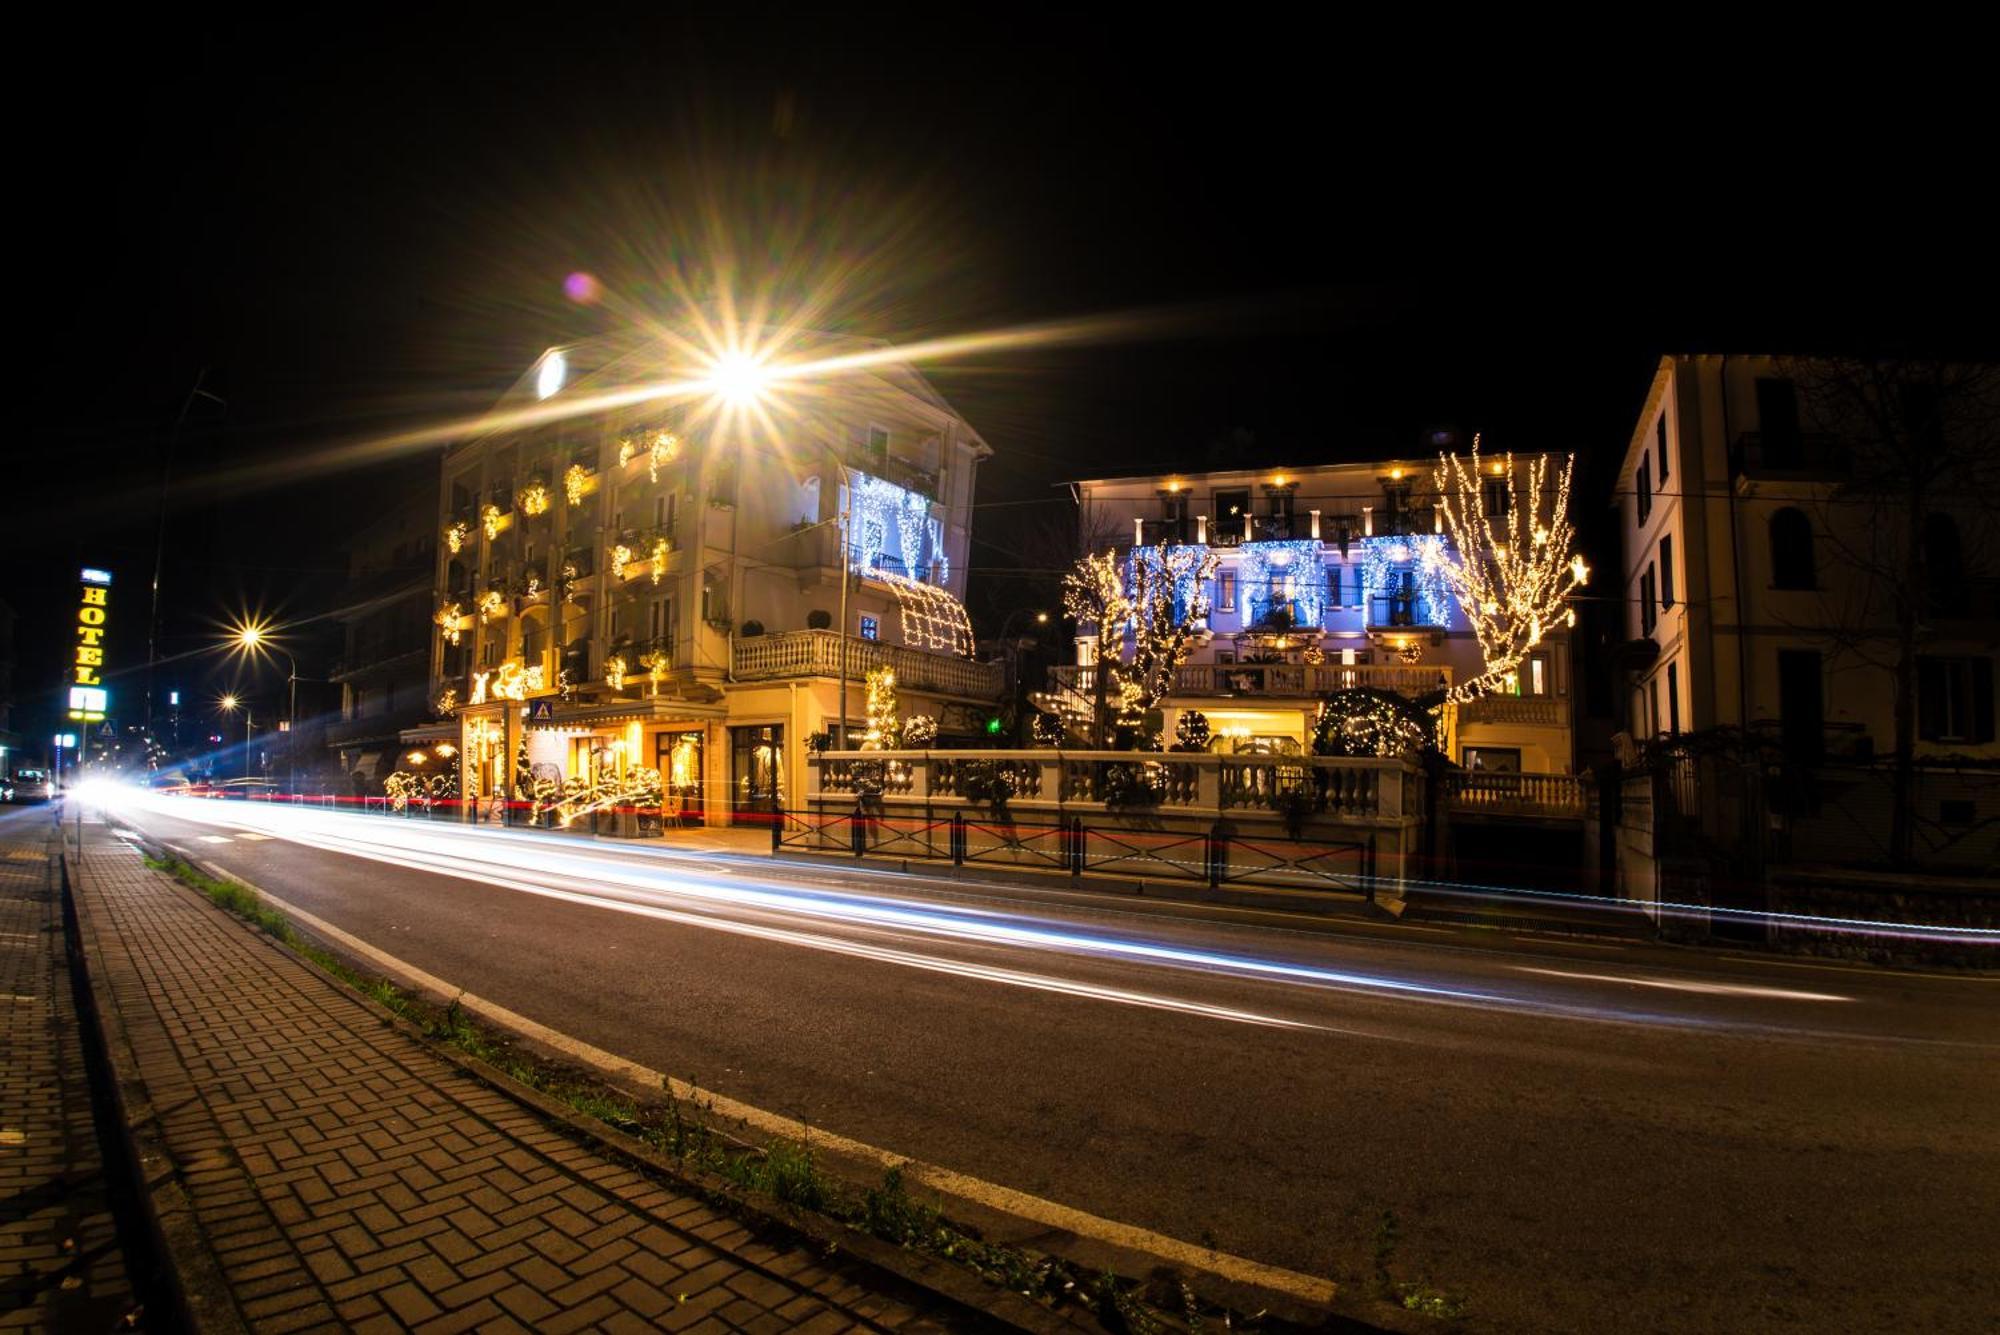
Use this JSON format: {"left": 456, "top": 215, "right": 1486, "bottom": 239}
{"left": 1061, "top": 455, "right": 1579, "bottom": 776}
{"left": 1614, "top": 354, "right": 1997, "bottom": 761}
{"left": 424, "top": 329, "right": 998, "bottom": 828}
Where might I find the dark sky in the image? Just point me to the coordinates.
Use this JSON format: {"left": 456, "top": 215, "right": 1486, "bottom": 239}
{"left": 15, "top": 15, "right": 1996, "bottom": 754}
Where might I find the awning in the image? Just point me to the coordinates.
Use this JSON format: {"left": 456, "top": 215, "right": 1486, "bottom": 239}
{"left": 349, "top": 751, "right": 383, "bottom": 777}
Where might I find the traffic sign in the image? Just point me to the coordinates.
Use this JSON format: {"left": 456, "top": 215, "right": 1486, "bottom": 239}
{"left": 526, "top": 699, "right": 555, "bottom": 722}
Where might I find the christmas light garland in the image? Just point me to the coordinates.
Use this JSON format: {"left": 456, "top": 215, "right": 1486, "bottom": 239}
{"left": 481, "top": 503, "right": 506, "bottom": 540}
{"left": 1432, "top": 439, "right": 1589, "bottom": 703}
{"left": 1357, "top": 534, "right": 1453, "bottom": 628}
{"left": 444, "top": 521, "right": 469, "bottom": 555}
{"left": 435, "top": 602, "right": 465, "bottom": 646}
{"left": 520, "top": 480, "right": 551, "bottom": 516}
{"left": 564, "top": 463, "right": 590, "bottom": 507}
{"left": 876, "top": 569, "right": 974, "bottom": 656}
{"left": 1239, "top": 540, "right": 1328, "bottom": 629}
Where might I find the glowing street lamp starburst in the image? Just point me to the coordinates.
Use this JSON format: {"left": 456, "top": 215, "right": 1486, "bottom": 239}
{"left": 706, "top": 352, "right": 771, "bottom": 405}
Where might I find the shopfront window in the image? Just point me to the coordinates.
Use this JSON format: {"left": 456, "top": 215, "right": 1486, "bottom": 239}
{"left": 730, "top": 724, "right": 784, "bottom": 822}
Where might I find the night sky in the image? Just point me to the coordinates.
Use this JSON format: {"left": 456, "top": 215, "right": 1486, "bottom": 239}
{"left": 16, "top": 16, "right": 1995, "bottom": 756}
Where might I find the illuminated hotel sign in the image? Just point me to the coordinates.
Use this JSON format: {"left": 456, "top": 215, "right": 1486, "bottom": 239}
{"left": 69, "top": 566, "right": 111, "bottom": 721}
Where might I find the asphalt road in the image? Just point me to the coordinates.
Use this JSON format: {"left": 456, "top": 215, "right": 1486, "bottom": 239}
{"left": 108, "top": 797, "right": 1998, "bottom": 1333}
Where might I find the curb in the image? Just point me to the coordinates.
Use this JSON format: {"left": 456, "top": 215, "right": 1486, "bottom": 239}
{"left": 59, "top": 848, "right": 251, "bottom": 1334}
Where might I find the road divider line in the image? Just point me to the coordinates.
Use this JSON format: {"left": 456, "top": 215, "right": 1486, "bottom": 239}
{"left": 1515, "top": 966, "right": 1852, "bottom": 1002}
{"left": 209, "top": 864, "right": 1337, "bottom": 1310}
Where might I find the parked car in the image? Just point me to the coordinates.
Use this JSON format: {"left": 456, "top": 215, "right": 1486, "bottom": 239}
{"left": 9, "top": 769, "right": 53, "bottom": 803}
{"left": 211, "top": 778, "right": 280, "bottom": 801}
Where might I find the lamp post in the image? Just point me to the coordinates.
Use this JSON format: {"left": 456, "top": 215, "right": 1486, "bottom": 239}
{"left": 218, "top": 694, "right": 253, "bottom": 783}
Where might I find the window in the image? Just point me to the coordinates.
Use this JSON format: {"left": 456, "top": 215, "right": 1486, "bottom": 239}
{"left": 1656, "top": 410, "right": 1669, "bottom": 483}
{"left": 1213, "top": 490, "right": 1251, "bottom": 543}
{"left": 1756, "top": 378, "right": 1802, "bottom": 466}
{"left": 1640, "top": 565, "right": 1657, "bottom": 634}
{"left": 859, "top": 615, "right": 879, "bottom": 642}
{"left": 1648, "top": 679, "right": 1661, "bottom": 738}
{"left": 648, "top": 598, "right": 670, "bottom": 648}
{"left": 1660, "top": 534, "right": 1675, "bottom": 609}
{"left": 1636, "top": 453, "right": 1652, "bottom": 524}
{"left": 654, "top": 492, "right": 677, "bottom": 537}
{"left": 1217, "top": 570, "right": 1237, "bottom": 613}
{"left": 1462, "top": 746, "right": 1521, "bottom": 774}
{"left": 1482, "top": 477, "right": 1510, "bottom": 520}
{"left": 1666, "top": 661, "right": 1680, "bottom": 734}
{"left": 1770, "top": 508, "right": 1815, "bottom": 589}
{"left": 1923, "top": 513, "right": 1965, "bottom": 613}
{"left": 1160, "top": 489, "right": 1188, "bottom": 540}
{"left": 1918, "top": 656, "right": 1995, "bottom": 743}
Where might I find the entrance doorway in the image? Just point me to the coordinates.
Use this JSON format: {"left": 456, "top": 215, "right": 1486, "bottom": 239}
{"left": 729, "top": 724, "right": 784, "bottom": 824}
{"left": 657, "top": 730, "right": 705, "bottom": 826}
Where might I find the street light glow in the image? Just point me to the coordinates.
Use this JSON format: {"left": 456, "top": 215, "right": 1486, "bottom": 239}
{"left": 219, "top": 694, "right": 238, "bottom": 712}
{"left": 707, "top": 352, "right": 770, "bottom": 404}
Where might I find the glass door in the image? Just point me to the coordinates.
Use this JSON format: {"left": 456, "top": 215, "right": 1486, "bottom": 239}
{"left": 729, "top": 724, "right": 784, "bottom": 824}
{"left": 657, "top": 730, "right": 705, "bottom": 826}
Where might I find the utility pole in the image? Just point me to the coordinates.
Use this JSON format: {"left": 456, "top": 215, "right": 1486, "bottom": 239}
{"left": 147, "top": 368, "right": 226, "bottom": 742}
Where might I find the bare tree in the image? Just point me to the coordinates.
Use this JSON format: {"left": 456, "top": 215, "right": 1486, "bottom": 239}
{"left": 1783, "top": 358, "right": 2000, "bottom": 865}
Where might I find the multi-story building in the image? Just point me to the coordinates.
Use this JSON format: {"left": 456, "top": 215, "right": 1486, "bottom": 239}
{"left": 1614, "top": 354, "right": 1997, "bottom": 759}
{"left": 421, "top": 328, "right": 998, "bottom": 826}
{"left": 327, "top": 492, "right": 438, "bottom": 794}
{"left": 1057, "top": 450, "right": 1579, "bottom": 776}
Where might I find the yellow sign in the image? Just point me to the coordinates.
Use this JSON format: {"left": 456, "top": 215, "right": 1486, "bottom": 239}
{"left": 70, "top": 567, "right": 112, "bottom": 720}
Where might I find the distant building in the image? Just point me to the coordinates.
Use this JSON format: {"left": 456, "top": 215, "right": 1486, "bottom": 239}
{"left": 420, "top": 328, "right": 997, "bottom": 827}
{"left": 1060, "top": 453, "right": 1579, "bottom": 776}
{"left": 327, "top": 496, "right": 438, "bottom": 792}
{"left": 1613, "top": 355, "right": 1998, "bottom": 760}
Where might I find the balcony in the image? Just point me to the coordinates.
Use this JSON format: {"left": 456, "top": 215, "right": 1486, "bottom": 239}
{"left": 732, "top": 629, "right": 1004, "bottom": 700}
{"left": 1730, "top": 431, "right": 1850, "bottom": 481}
{"left": 1457, "top": 694, "right": 1565, "bottom": 727}
{"left": 1048, "top": 661, "right": 1449, "bottom": 700}
{"left": 1367, "top": 594, "right": 1441, "bottom": 630}
{"left": 1441, "top": 770, "right": 1585, "bottom": 819}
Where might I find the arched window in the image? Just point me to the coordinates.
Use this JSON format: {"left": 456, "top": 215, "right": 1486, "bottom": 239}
{"left": 1923, "top": 513, "right": 1965, "bottom": 613}
{"left": 1770, "top": 508, "right": 1815, "bottom": 590}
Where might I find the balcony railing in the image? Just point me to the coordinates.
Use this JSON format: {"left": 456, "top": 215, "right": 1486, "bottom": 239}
{"left": 809, "top": 748, "right": 1418, "bottom": 823}
{"left": 1457, "top": 694, "right": 1564, "bottom": 727}
{"left": 1441, "top": 770, "right": 1585, "bottom": 818}
{"left": 1048, "top": 661, "right": 1448, "bottom": 700}
{"left": 732, "top": 629, "right": 1004, "bottom": 700}
{"left": 1367, "top": 594, "right": 1439, "bottom": 629}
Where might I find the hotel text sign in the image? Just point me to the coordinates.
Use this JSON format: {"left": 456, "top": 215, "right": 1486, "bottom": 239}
{"left": 69, "top": 566, "right": 112, "bottom": 721}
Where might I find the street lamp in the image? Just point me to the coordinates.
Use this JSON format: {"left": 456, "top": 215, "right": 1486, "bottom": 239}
{"left": 231, "top": 620, "right": 304, "bottom": 796}
{"left": 217, "top": 695, "right": 254, "bottom": 783}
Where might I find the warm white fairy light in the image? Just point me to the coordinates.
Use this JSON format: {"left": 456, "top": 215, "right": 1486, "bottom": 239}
{"left": 609, "top": 543, "right": 633, "bottom": 580}
{"left": 477, "top": 588, "right": 506, "bottom": 623}
{"left": 604, "top": 655, "right": 628, "bottom": 690}
{"left": 435, "top": 602, "right": 464, "bottom": 646}
{"left": 481, "top": 503, "right": 506, "bottom": 540}
{"left": 564, "top": 463, "right": 590, "bottom": 507}
{"left": 1433, "top": 438, "right": 1589, "bottom": 703}
{"left": 650, "top": 536, "right": 670, "bottom": 584}
{"left": 649, "top": 430, "right": 680, "bottom": 482}
{"left": 444, "top": 521, "right": 469, "bottom": 555}
{"left": 877, "top": 569, "right": 974, "bottom": 656}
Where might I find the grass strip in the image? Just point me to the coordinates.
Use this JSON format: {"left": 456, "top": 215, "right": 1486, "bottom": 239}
{"left": 141, "top": 854, "right": 1249, "bottom": 1332}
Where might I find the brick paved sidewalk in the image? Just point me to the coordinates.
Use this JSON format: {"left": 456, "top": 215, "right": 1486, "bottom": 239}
{"left": 67, "top": 820, "right": 957, "bottom": 1333}
{"left": 1, "top": 810, "right": 141, "bottom": 1330}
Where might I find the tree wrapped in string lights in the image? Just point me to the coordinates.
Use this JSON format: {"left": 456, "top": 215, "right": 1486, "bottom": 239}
{"left": 1432, "top": 439, "right": 1590, "bottom": 703}
{"left": 1062, "top": 543, "right": 1217, "bottom": 746}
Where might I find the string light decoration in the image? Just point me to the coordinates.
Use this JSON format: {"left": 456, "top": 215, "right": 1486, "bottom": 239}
{"left": 648, "top": 430, "right": 680, "bottom": 482}
{"left": 436, "top": 687, "right": 459, "bottom": 713}
{"left": 481, "top": 503, "right": 506, "bottom": 540}
{"left": 435, "top": 602, "right": 465, "bottom": 646}
{"left": 1125, "top": 542, "right": 1219, "bottom": 714}
{"left": 609, "top": 543, "right": 633, "bottom": 580}
{"left": 604, "top": 655, "right": 629, "bottom": 690}
{"left": 564, "top": 463, "right": 590, "bottom": 507}
{"left": 1311, "top": 688, "right": 1440, "bottom": 758}
{"left": 618, "top": 439, "right": 638, "bottom": 468}
{"left": 444, "top": 521, "right": 469, "bottom": 555}
{"left": 650, "top": 536, "right": 670, "bottom": 585}
{"left": 1174, "top": 710, "right": 1212, "bottom": 751}
{"left": 1240, "top": 540, "right": 1326, "bottom": 629}
{"left": 862, "top": 666, "right": 902, "bottom": 750}
{"left": 903, "top": 713, "right": 938, "bottom": 747}
{"left": 560, "top": 561, "right": 579, "bottom": 605}
{"left": 520, "top": 480, "right": 551, "bottom": 516}
{"left": 1358, "top": 534, "right": 1453, "bottom": 628}
{"left": 876, "top": 570, "right": 974, "bottom": 655}
{"left": 1432, "top": 439, "right": 1589, "bottom": 702}
{"left": 641, "top": 647, "right": 669, "bottom": 694}
{"left": 477, "top": 588, "right": 506, "bottom": 623}
{"left": 848, "top": 470, "right": 943, "bottom": 580}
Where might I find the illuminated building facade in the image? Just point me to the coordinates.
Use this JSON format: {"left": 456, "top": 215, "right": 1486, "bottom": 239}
{"left": 419, "top": 329, "right": 996, "bottom": 827}
{"left": 1060, "top": 455, "right": 1579, "bottom": 774}
{"left": 1615, "top": 355, "right": 1997, "bottom": 758}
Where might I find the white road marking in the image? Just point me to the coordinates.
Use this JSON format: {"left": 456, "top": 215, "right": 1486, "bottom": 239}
{"left": 234, "top": 832, "right": 272, "bottom": 841}
{"left": 209, "top": 865, "right": 1337, "bottom": 1310}
{"left": 1516, "top": 966, "right": 1851, "bottom": 1003}
{"left": 198, "top": 835, "right": 233, "bottom": 844}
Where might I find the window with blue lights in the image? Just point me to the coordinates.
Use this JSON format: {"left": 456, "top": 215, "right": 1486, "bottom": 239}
{"left": 1240, "top": 541, "right": 1327, "bottom": 630}
{"left": 859, "top": 615, "right": 879, "bottom": 642}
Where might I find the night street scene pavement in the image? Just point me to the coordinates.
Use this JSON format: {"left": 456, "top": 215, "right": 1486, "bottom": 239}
{"left": 7, "top": 16, "right": 1998, "bottom": 1335}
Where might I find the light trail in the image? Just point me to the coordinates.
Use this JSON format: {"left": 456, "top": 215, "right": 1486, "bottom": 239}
{"left": 104, "top": 791, "right": 1975, "bottom": 1037}
{"left": 1515, "top": 967, "right": 1851, "bottom": 1003}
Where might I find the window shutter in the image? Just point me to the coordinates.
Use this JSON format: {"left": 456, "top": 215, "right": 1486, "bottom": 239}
{"left": 1975, "top": 658, "right": 1996, "bottom": 744}
{"left": 1917, "top": 658, "right": 1945, "bottom": 741}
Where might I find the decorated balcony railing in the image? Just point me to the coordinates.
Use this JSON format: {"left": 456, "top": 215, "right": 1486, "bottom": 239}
{"left": 1047, "top": 661, "right": 1448, "bottom": 700}
{"left": 808, "top": 749, "right": 1419, "bottom": 824}
{"left": 731, "top": 629, "right": 1004, "bottom": 700}
{"left": 1441, "top": 770, "right": 1585, "bottom": 818}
